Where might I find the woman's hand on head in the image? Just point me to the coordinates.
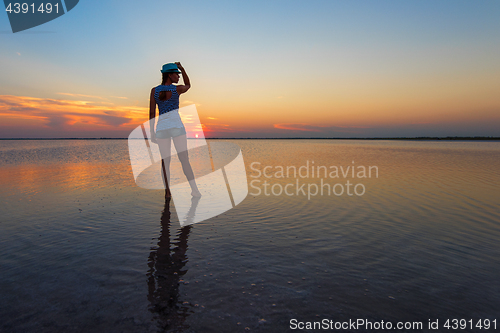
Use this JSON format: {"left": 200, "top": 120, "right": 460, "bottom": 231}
{"left": 175, "top": 62, "right": 183, "bottom": 70}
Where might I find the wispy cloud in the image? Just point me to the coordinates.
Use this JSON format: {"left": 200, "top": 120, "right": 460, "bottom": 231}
{"left": 180, "top": 100, "right": 201, "bottom": 107}
{"left": 0, "top": 95, "right": 147, "bottom": 136}
{"left": 201, "top": 123, "right": 256, "bottom": 134}
{"left": 57, "top": 92, "right": 107, "bottom": 100}
{"left": 274, "top": 123, "right": 323, "bottom": 132}
{"left": 273, "top": 123, "right": 371, "bottom": 134}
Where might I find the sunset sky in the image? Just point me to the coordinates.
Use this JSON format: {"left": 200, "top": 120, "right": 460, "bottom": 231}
{"left": 1, "top": 0, "right": 499, "bottom": 138}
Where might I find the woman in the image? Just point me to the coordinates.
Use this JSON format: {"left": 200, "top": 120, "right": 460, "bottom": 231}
{"left": 149, "top": 62, "right": 201, "bottom": 197}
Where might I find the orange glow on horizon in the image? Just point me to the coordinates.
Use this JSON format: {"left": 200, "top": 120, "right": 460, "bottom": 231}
{"left": 1, "top": 90, "right": 499, "bottom": 138}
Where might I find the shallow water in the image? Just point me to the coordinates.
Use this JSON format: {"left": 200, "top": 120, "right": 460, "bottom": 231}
{"left": 0, "top": 139, "right": 499, "bottom": 332}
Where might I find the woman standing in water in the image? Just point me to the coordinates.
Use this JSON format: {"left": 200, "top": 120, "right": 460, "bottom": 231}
{"left": 149, "top": 62, "right": 201, "bottom": 197}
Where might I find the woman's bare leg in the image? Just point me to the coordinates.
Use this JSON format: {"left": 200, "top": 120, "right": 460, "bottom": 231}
{"left": 158, "top": 138, "right": 172, "bottom": 197}
{"left": 172, "top": 134, "right": 201, "bottom": 196}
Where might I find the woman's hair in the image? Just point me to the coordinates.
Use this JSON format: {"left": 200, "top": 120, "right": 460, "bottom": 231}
{"left": 159, "top": 72, "right": 171, "bottom": 101}
{"left": 161, "top": 72, "right": 169, "bottom": 85}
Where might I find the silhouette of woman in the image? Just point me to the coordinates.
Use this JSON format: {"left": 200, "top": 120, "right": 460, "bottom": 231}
{"left": 149, "top": 62, "right": 201, "bottom": 198}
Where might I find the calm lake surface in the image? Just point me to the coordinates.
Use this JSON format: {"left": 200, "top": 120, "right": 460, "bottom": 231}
{"left": 0, "top": 139, "right": 499, "bottom": 332}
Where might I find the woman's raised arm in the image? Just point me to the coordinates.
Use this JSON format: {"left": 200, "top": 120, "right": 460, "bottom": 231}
{"left": 175, "top": 62, "right": 191, "bottom": 94}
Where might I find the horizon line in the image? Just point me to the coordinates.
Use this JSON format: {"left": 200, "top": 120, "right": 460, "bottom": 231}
{"left": 0, "top": 136, "right": 499, "bottom": 141}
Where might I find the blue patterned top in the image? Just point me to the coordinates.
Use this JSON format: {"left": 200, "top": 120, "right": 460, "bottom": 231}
{"left": 154, "top": 85, "right": 179, "bottom": 115}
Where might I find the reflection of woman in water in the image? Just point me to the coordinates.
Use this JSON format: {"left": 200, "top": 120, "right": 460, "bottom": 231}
{"left": 149, "top": 62, "right": 201, "bottom": 197}
{"left": 147, "top": 197, "right": 193, "bottom": 331}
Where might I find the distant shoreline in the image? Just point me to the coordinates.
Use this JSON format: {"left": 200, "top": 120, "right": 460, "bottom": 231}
{"left": 0, "top": 137, "right": 499, "bottom": 141}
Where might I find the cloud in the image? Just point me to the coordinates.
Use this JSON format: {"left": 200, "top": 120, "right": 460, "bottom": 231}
{"left": 200, "top": 122, "right": 370, "bottom": 138}
{"left": 272, "top": 123, "right": 375, "bottom": 136}
{"left": 57, "top": 92, "right": 107, "bottom": 100}
{"left": 274, "top": 123, "right": 372, "bottom": 132}
{"left": 180, "top": 100, "right": 201, "bottom": 107}
{"left": 201, "top": 123, "right": 257, "bottom": 135}
{"left": 0, "top": 95, "right": 147, "bottom": 136}
{"left": 201, "top": 123, "right": 230, "bottom": 132}
{"left": 274, "top": 123, "right": 323, "bottom": 132}
{"left": 45, "top": 115, "right": 70, "bottom": 128}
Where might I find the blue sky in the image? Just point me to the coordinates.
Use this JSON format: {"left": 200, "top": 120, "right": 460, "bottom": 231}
{"left": 1, "top": 0, "right": 499, "bottom": 138}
